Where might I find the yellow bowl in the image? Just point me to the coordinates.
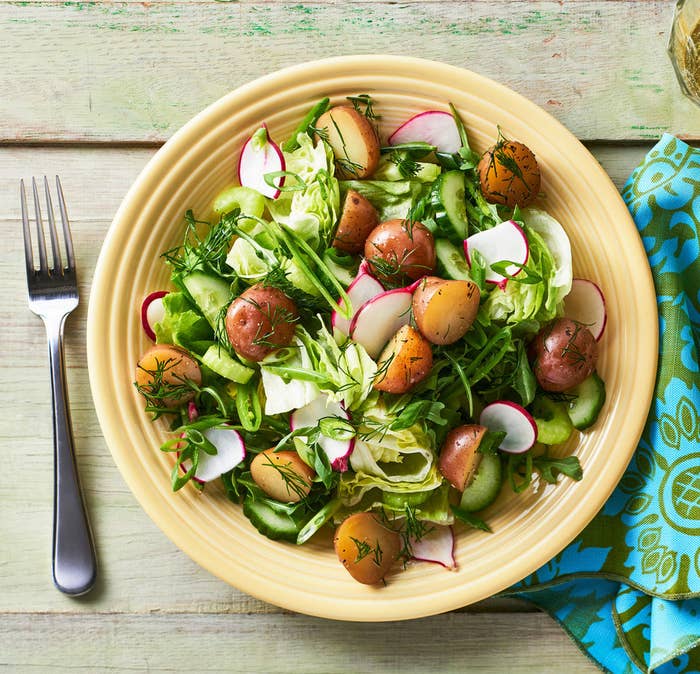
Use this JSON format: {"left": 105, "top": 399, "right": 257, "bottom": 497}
{"left": 87, "top": 56, "right": 657, "bottom": 621}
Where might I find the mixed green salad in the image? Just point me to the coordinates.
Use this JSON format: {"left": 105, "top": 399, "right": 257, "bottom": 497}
{"left": 135, "top": 96, "right": 607, "bottom": 585}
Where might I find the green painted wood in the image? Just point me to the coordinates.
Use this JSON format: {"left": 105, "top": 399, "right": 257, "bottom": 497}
{"left": 0, "top": 1, "right": 696, "bottom": 143}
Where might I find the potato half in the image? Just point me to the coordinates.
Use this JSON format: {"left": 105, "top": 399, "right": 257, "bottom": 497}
{"left": 478, "top": 140, "right": 541, "bottom": 208}
{"left": 135, "top": 344, "right": 201, "bottom": 408}
{"left": 439, "top": 424, "right": 487, "bottom": 491}
{"left": 250, "top": 449, "right": 315, "bottom": 503}
{"left": 373, "top": 324, "right": 433, "bottom": 394}
{"left": 332, "top": 189, "right": 379, "bottom": 254}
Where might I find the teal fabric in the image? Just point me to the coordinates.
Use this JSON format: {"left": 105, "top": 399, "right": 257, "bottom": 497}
{"left": 506, "top": 135, "right": 700, "bottom": 674}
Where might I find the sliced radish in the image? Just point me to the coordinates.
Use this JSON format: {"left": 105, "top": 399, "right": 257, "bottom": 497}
{"left": 187, "top": 402, "right": 199, "bottom": 422}
{"left": 388, "top": 111, "right": 461, "bottom": 154}
{"left": 411, "top": 525, "right": 456, "bottom": 569}
{"left": 291, "top": 395, "right": 355, "bottom": 472}
{"left": 332, "top": 264, "right": 385, "bottom": 337}
{"left": 193, "top": 427, "right": 246, "bottom": 482}
{"left": 349, "top": 287, "right": 413, "bottom": 359}
{"left": 564, "top": 278, "right": 607, "bottom": 341}
{"left": 237, "top": 125, "right": 285, "bottom": 199}
{"left": 141, "top": 291, "right": 168, "bottom": 341}
{"left": 464, "top": 220, "right": 529, "bottom": 288}
{"left": 479, "top": 401, "right": 537, "bottom": 454}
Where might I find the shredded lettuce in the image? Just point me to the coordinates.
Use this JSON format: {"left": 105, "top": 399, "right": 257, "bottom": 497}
{"left": 372, "top": 156, "right": 442, "bottom": 183}
{"left": 154, "top": 292, "right": 214, "bottom": 356}
{"left": 339, "top": 178, "right": 427, "bottom": 221}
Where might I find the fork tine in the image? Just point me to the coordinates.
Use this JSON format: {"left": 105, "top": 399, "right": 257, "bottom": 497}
{"left": 55, "top": 176, "right": 75, "bottom": 271}
{"left": 43, "top": 176, "right": 63, "bottom": 274}
{"left": 20, "top": 179, "right": 37, "bottom": 280}
{"left": 31, "top": 177, "right": 49, "bottom": 274}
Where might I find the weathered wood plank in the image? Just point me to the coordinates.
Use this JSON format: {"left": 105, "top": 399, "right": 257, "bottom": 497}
{"left": 0, "top": 1, "right": 695, "bottom": 144}
{"left": 0, "top": 143, "right": 646, "bottom": 614}
{"left": 0, "top": 613, "right": 597, "bottom": 673}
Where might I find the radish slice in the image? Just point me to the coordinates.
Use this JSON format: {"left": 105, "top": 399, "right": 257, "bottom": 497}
{"left": 332, "top": 264, "right": 385, "bottom": 337}
{"left": 349, "top": 287, "right": 413, "bottom": 359}
{"left": 388, "top": 111, "right": 461, "bottom": 154}
{"left": 480, "top": 401, "right": 538, "bottom": 454}
{"left": 193, "top": 427, "right": 246, "bottom": 482}
{"left": 291, "top": 395, "right": 354, "bottom": 472}
{"left": 464, "top": 220, "right": 529, "bottom": 288}
{"left": 141, "top": 291, "right": 168, "bottom": 341}
{"left": 564, "top": 278, "right": 607, "bottom": 341}
{"left": 187, "top": 402, "right": 199, "bottom": 422}
{"left": 237, "top": 125, "right": 285, "bottom": 199}
{"left": 411, "top": 525, "right": 456, "bottom": 569}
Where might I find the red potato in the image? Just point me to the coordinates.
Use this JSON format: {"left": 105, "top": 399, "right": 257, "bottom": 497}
{"left": 315, "top": 106, "right": 380, "bottom": 179}
{"left": 334, "top": 512, "right": 402, "bottom": 585}
{"left": 364, "top": 219, "right": 436, "bottom": 284}
{"left": 478, "top": 140, "right": 541, "bottom": 209}
{"left": 531, "top": 318, "right": 598, "bottom": 392}
{"left": 439, "top": 425, "right": 487, "bottom": 491}
{"left": 373, "top": 325, "right": 433, "bottom": 394}
{"left": 225, "top": 284, "right": 298, "bottom": 362}
{"left": 332, "top": 190, "right": 379, "bottom": 254}
{"left": 412, "top": 277, "right": 481, "bottom": 345}
{"left": 250, "top": 449, "right": 315, "bottom": 503}
{"left": 135, "top": 344, "right": 201, "bottom": 408}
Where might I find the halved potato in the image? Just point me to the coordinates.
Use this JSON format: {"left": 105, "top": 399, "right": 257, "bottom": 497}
{"left": 373, "top": 324, "right": 433, "bottom": 394}
{"left": 135, "top": 344, "right": 201, "bottom": 408}
{"left": 412, "top": 277, "right": 480, "bottom": 345}
{"left": 315, "top": 106, "right": 380, "bottom": 178}
{"left": 478, "top": 140, "right": 541, "bottom": 208}
{"left": 332, "top": 189, "right": 379, "bottom": 254}
{"left": 439, "top": 424, "right": 487, "bottom": 491}
{"left": 334, "top": 512, "right": 401, "bottom": 585}
{"left": 250, "top": 449, "right": 315, "bottom": 503}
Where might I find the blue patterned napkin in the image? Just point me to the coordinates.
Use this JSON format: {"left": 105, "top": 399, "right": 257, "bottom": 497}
{"left": 505, "top": 134, "right": 700, "bottom": 674}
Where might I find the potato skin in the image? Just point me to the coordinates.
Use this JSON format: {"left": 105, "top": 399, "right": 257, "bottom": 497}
{"left": 225, "top": 284, "right": 298, "bottom": 362}
{"left": 439, "top": 425, "right": 487, "bottom": 490}
{"left": 315, "top": 106, "right": 380, "bottom": 179}
{"left": 412, "top": 277, "right": 480, "bottom": 345}
{"left": 334, "top": 513, "right": 401, "bottom": 585}
{"left": 332, "top": 189, "right": 379, "bottom": 254}
{"left": 135, "top": 344, "right": 201, "bottom": 408}
{"left": 250, "top": 449, "right": 315, "bottom": 503}
{"left": 531, "top": 318, "right": 598, "bottom": 392}
{"left": 478, "top": 140, "right": 541, "bottom": 209}
{"left": 364, "top": 219, "right": 436, "bottom": 284}
{"left": 373, "top": 325, "right": 433, "bottom": 394}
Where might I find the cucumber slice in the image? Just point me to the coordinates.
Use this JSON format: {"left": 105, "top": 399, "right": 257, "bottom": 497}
{"left": 201, "top": 345, "right": 254, "bottom": 384}
{"left": 435, "top": 238, "right": 470, "bottom": 281}
{"left": 212, "top": 185, "right": 265, "bottom": 218}
{"left": 297, "top": 498, "right": 342, "bottom": 545}
{"left": 182, "top": 272, "right": 232, "bottom": 330}
{"left": 567, "top": 372, "right": 606, "bottom": 430}
{"left": 532, "top": 396, "right": 574, "bottom": 445}
{"left": 431, "top": 170, "right": 470, "bottom": 241}
{"left": 459, "top": 453, "right": 502, "bottom": 512}
{"left": 382, "top": 489, "right": 434, "bottom": 509}
{"left": 243, "top": 496, "right": 302, "bottom": 542}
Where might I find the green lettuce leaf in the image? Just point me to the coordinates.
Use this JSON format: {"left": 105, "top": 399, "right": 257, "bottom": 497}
{"left": 339, "top": 178, "right": 427, "bottom": 221}
{"left": 154, "top": 292, "right": 214, "bottom": 356}
{"left": 372, "top": 156, "right": 442, "bottom": 183}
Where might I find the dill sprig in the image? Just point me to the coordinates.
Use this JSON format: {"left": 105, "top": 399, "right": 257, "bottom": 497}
{"left": 398, "top": 504, "right": 435, "bottom": 560}
{"left": 262, "top": 453, "right": 313, "bottom": 502}
{"left": 135, "top": 357, "right": 197, "bottom": 419}
{"left": 346, "top": 94, "right": 379, "bottom": 122}
{"left": 350, "top": 536, "right": 384, "bottom": 566}
{"left": 388, "top": 150, "right": 420, "bottom": 178}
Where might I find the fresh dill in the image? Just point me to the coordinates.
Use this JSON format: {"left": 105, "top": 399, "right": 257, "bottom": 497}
{"left": 350, "top": 536, "right": 384, "bottom": 566}
{"left": 388, "top": 150, "right": 420, "bottom": 179}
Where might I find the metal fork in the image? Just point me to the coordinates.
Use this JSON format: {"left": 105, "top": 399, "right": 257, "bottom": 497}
{"left": 21, "top": 176, "right": 97, "bottom": 596}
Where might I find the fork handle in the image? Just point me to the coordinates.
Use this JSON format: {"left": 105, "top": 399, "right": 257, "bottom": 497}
{"left": 45, "top": 316, "right": 97, "bottom": 596}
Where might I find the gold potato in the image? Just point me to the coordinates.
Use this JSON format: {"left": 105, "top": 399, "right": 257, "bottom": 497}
{"left": 135, "top": 344, "right": 202, "bottom": 408}
{"left": 373, "top": 325, "right": 433, "bottom": 394}
{"left": 478, "top": 140, "right": 541, "bottom": 209}
{"left": 334, "top": 512, "right": 402, "bottom": 585}
{"left": 315, "top": 106, "right": 380, "bottom": 179}
{"left": 439, "top": 424, "right": 487, "bottom": 491}
{"left": 332, "top": 189, "right": 379, "bottom": 254}
{"left": 250, "top": 449, "right": 315, "bottom": 503}
{"left": 225, "top": 284, "right": 298, "bottom": 362}
{"left": 412, "top": 277, "right": 480, "bottom": 345}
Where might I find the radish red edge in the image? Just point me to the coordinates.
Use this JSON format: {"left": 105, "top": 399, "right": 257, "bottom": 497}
{"left": 179, "top": 425, "right": 246, "bottom": 484}
{"left": 479, "top": 401, "right": 538, "bottom": 454}
{"left": 411, "top": 525, "right": 456, "bottom": 569}
{"left": 237, "top": 125, "right": 286, "bottom": 200}
{"left": 564, "top": 278, "right": 607, "bottom": 341}
{"left": 388, "top": 110, "right": 462, "bottom": 154}
{"left": 331, "top": 265, "right": 384, "bottom": 336}
{"left": 141, "top": 291, "right": 168, "bottom": 341}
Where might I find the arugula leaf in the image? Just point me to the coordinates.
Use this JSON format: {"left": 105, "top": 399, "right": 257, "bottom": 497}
{"left": 390, "top": 400, "right": 447, "bottom": 431}
{"left": 477, "top": 431, "right": 507, "bottom": 455}
{"left": 513, "top": 340, "right": 537, "bottom": 406}
{"left": 450, "top": 505, "right": 492, "bottom": 533}
{"left": 533, "top": 455, "right": 583, "bottom": 484}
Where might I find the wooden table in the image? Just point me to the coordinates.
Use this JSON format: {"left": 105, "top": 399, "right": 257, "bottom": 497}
{"left": 2, "top": 2, "right": 698, "bottom": 672}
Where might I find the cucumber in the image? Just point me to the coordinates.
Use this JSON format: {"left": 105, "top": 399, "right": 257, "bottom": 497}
{"left": 532, "top": 396, "right": 574, "bottom": 445}
{"left": 213, "top": 185, "right": 265, "bottom": 218}
{"left": 382, "top": 489, "right": 434, "bottom": 509}
{"left": 182, "top": 272, "right": 232, "bottom": 330}
{"left": 296, "top": 498, "right": 342, "bottom": 545}
{"left": 567, "top": 372, "right": 606, "bottom": 430}
{"left": 431, "top": 170, "right": 470, "bottom": 241}
{"left": 243, "top": 496, "right": 302, "bottom": 542}
{"left": 201, "top": 345, "right": 254, "bottom": 384}
{"left": 459, "top": 453, "right": 502, "bottom": 512}
{"left": 435, "top": 238, "right": 470, "bottom": 281}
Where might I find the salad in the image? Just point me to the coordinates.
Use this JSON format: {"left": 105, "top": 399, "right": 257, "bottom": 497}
{"left": 134, "top": 95, "right": 608, "bottom": 585}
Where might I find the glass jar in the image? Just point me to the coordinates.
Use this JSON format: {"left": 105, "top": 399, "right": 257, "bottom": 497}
{"left": 668, "top": 0, "right": 700, "bottom": 106}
